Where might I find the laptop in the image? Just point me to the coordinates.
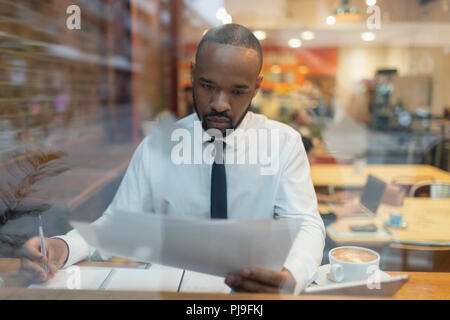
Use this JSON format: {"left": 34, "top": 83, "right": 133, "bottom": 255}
{"left": 330, "top": 175, "right": 387, "bottom": 218}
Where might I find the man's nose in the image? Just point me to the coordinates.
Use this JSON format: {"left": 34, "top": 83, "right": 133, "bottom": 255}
{"left": 210, "top": 91, "right": 231, "bottom": 113}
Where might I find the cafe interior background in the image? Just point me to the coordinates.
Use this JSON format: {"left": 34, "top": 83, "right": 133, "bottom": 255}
{"left": 0, "top": 0, "right": 449, "bottom": 280}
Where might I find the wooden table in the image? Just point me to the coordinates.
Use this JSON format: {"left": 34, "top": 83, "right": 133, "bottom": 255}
{"left": 327, "top": 198, "right": 450, "bottom": 246}
{"left": 0, "top": 258, "right": 449, "bottom": 299}
{"left": 311, "top": 164, "right": 450, "bottom": 188}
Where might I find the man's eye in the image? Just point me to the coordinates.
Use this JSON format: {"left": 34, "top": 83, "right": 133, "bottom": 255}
{"left": 232, "top": 90, "right": 245, "bottom": 95}
{"left": 201, "top": 84, "right": 212, "bottom": 90}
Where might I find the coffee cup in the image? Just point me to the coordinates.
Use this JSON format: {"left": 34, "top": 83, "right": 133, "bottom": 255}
{"left": 328, "top": 246, "right": 380, "bottom": 282}
{"left": 389, "top": 212, "right": 403, "bottom": 226}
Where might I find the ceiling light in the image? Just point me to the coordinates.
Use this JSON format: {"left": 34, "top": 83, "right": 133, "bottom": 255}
{"left": 326, "top": 15, "right": 336, "bottom": 25}
{"left": 361, "top": 32, "right": 376, "bottom": 41}
{"left": 301, "top": 31, "right": 315, "bottom": 41}
{"left": 288, "top": 38, "right": 302, "bottom": 48}
{"left": 366, "top": 0, "right": 377, "bottom": 6}
{"left": 254, "top": 30, "right": 267, "bottom": 41}
{"left": 216, "top": 8, "right": 227, "bottom": 21}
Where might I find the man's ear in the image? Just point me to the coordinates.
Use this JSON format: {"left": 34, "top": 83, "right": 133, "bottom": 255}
{"left": 252, "top": 75, "right": 263, "bottom": 99}
{"left": 190, "top": 61, "right": 196, "bottom": 84}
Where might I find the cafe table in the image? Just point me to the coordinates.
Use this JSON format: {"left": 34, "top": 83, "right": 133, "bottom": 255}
{"left": 0, "top": 257, "right": 448, "bottom": 300}
{"left": 310, "top": 164, "right": 450, "bottom": 188}
{"left": 326, "top": 198, "right": 450, "bottom": 247}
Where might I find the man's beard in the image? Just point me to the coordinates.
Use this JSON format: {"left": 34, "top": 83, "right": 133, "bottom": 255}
{"left": 192, "top": 92, "right": 251, "bottom": 137}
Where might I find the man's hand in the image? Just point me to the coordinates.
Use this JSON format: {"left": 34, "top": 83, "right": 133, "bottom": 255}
{"left": 19, "top": 237, "right": 69, "bottom": 283}
{"left": 225, "top": 267, "right": 296, "bottom": 294}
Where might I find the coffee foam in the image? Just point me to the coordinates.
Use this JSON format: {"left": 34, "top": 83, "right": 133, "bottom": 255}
{"left": 331, "top": 248, "right": 377, "bottom": 263}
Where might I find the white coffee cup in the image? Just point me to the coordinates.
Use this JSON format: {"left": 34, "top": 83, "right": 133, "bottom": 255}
{"left": 328, "top": 246, "right": 380, "bottom": 282}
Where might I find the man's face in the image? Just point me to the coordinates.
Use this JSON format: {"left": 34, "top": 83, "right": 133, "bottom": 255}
{"left": 191, "top": 42, "right": 262, "bottom": 135}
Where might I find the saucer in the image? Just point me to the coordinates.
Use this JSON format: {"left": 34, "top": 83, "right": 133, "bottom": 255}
{"left": 312, "top": 264, "right": 390, "bottom": 286}
{"left": 384, "top": 220, "right": 408, "bottom": 229}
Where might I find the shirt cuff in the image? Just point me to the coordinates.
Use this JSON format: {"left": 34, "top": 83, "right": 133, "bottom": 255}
{"left": 284, "top": 252, "right": 319, "bottom": 295}
{"left": 52, "top": 234, "right": 89, "bottom": 269}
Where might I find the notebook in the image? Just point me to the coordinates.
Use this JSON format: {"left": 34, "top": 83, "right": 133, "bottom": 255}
{"left": 28, "top": 264, "right": 230, "bottom": 293}
{"left": 29, "top": 265, "right": 184, "bottom": 291}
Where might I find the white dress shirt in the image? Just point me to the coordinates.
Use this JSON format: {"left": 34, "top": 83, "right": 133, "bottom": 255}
{"left": 55, "top": 111, "right": 325, "bottom": 294}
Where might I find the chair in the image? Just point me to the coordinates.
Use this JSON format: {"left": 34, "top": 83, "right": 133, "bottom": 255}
{"left": 430, "top": 181, "right": 450, "bottom": 198}
{"left": 392, "top": 175, "right": 434, "bottom": 196}
{"left": 409, "top": 180, "right": 450, "bottom": 198}
{"left": 312, "top": 155, "right": 338, "bottom": 164}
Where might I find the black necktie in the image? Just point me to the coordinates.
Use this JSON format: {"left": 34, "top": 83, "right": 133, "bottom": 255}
{"left": 210, "top": 139, "right": 227, "bottom": 219}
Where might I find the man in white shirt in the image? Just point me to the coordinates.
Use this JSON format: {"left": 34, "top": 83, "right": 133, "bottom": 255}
{"left": 19, "top": 24, "right": 325, "bottom": 295}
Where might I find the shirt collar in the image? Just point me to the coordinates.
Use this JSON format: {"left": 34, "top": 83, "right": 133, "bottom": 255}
{"left": 194, "top": 112, "right": 252, "bottom": 146}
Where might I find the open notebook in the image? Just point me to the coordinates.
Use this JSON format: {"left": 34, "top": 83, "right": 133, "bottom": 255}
{"left": 29, "top": 264, "right": 231, "bottom": 293}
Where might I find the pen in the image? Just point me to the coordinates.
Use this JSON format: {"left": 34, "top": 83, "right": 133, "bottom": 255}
{"left": 38, "top": 214, "right": 49, "bottom": 274}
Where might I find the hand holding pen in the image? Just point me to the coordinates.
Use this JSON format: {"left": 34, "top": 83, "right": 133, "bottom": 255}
{"left": 18, "top": 216, "right": 69, "bottom": 283}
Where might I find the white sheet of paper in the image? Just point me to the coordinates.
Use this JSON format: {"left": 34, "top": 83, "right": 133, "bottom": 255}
{"left": 102, "top": 267, "right": 183, "bottom": 292}
{"left": 179, "top": 270, "right": 230, "bottom": 293}
{"left": 29, "top": 267, "right": 112, "bottom": 290}
{"left": 70, "top": 211, "right": 301, "bottom": 277}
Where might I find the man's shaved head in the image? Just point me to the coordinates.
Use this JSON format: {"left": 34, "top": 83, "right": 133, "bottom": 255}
{"left": 191, "top": 24, "right": 263, "bottom": 135}
{"left": 196, "top": 24, "right": 263, "bottom": 73}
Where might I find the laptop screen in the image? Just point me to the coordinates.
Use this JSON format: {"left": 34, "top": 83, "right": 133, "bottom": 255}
{"left": 359, "top": 175, "right": 387, "bottom": 214}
